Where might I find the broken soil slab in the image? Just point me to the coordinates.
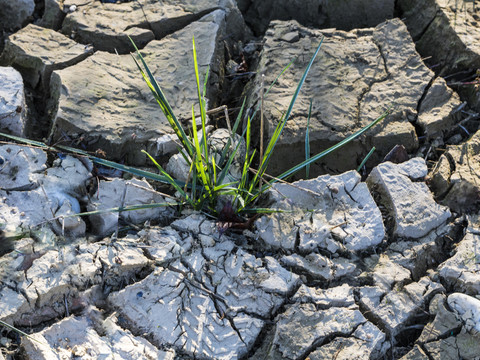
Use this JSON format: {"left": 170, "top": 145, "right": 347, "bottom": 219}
{"left": 429, "top": 129, "right": 480, "bottom": 213}
{"left": 0, "top": 242, "right": 149, "bottom": 327}
{"left": 109, "top": 232, "right": 299, "bottom": 359}
{"left": 0, "top": 24, "right": 94, "bottom": 90}
{"left": 0, "top": 66, "right": 27, "bottom": 136}
{"left": 49, "top": 11, "right": 227, "bottom": 165}
{"left": 240, "top": 0, "right": 394, "bottom": 35}
{"left": 244, "top": 18, "right": 454, "bottom": 177}
{"left": 399, "top": 0, "right": 480, "bottom": 75}
{"left": 367, "top": 157, "right": 451, "bottom": 239}
{"left": 61, "top": 0, "right": 245, "bottom": 53}
{"left": 21, "top": 314, "right": 175, "bottom": 360}
{"left": 399, "top": 0, "right": 480, "bottom": 111}
{"left": 255, "top": 170, "right": 385, "bottom": 253}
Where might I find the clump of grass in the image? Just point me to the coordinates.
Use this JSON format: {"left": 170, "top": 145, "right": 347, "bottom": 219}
{"left": 129, "top": 36, "right": 391, "bottom": 218}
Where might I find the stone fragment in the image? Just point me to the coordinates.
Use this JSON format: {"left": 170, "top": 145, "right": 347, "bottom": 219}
{"left": 367, "top": 157, "right": 451, "bottom": 238}
{"left": 62, "top": 0, "right": 244, "bottom": 53}
{"left": 22, "top": 315, "right": 175, "bottom": 360}
{"left": 424, "top": 337, "right": 460, "bottom": 360}
{"left": 0, "top": 67, "right": 27, "bottom": 136}
{"left": 241, "top": 0, "right": 394, "bottom": 35}
{"left": 0, "top": 0, "right": 34, "bottom": 31}
{"left": 261, "top": 303, "right": 371, "bottom": 360}
{"left": 417, "top": 77, "right": 463, "bottom": 140}
{"left": 109, "top": 236, "right": 299, "bottom": 359}
{"left": 429, "top": 130, "right": 480, "bottom": 213}
{"left": 358, "top": 277, "right": 444, "bottom": 336}
{"left": 49, "top": 11, "right": 228, "bottom": 164}
{"left": 244, "top": 19, "right": 441, "bottom": 176}
{"left": 256, "top": 170, "right": 384, "bottom": 253}
{"left": 1, "top": 24, "right": 93, "bottom": 89}
{"left": 87, "top": 178, "right": 171, "bottom": 236}
{"left": 448, "top": 293, "right": 480, "bottom": 333}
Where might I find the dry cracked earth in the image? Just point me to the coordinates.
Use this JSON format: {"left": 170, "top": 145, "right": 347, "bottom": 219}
{"left": 1, "top": 0, "right": 480, "bottom": 359}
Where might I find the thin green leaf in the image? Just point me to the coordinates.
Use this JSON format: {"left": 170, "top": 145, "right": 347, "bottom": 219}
{"left": 305, "top": 99, "right": 313, "bottom": 179}
{"left": 272, "top": 107, "right": 392, "bottom": 184}
{"left": 357, "top": 146, "right": 376, "bottom": 173}
{"left": 142, "top": 150, "right": 194, "bottom": 205}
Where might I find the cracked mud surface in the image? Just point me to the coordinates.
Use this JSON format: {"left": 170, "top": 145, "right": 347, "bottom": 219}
{"left": 2, "top": 1, "right": 480, "bottom": 359}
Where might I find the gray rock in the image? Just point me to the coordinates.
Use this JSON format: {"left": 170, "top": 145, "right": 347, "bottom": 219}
{"left": 429, "top": 130, "right": 480, "bottom": 213}
{"left": 256, "top": 170, "right": 385, "bottom": 253}
{"left": 109, "top": 237, "right": 299, "bottom": 359}
{"left": 62, "top": 0, "right": 244, "bottom": 53}
{"left": 1, "top": 24, "right": 93, "bottom": 90}
{"left": 244, "top": 19, "right": 442, "bottom": 176}
{"left": 417, "top": 77, "right": 463, "bottom": 140}
{"left": 21, "top": 315, "right": 175, "bottom": 360}
{"left": 0, "top": 67, "right": 27, "bottom": 136}
{"left": 362, "top": 223, "right": 451, "bottom": 289}
{"left": 87, "top": 178, "right": 171, "bottom": 236}
{"left": 37, "top": 0, "right": 65, "bottom": 29}
{"left": 0, "top": 0, "right": 34, "bottom": 32}
{"left": 367, "top": 157, "right": 451, "bottom": 239}
{"left": 358, "top": 277, "right": 444, "bottom": 336}
{"left": 240, "top": 0, "right": 394, "bottom": 35}
{"left": 49, "top": 11, "right": 228, "bottom": 164}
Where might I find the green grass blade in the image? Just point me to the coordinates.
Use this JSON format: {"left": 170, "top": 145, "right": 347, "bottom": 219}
{"left": 191, "top": 105, "right": 211, "bottom": 195}
{"left": 142, "top": 150, "right": 193, "bottom": 205}
{"left": 192, "top": 36, "right": 209, "bottom": 161}
{"left": 357, "top": 146, "right": 376, "bottom": 172}
{"left": 305, "top": 99, "right": 313, "bottom": 179}
{"left": 273, "top": 107, "right": 392, "bottom": 183}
